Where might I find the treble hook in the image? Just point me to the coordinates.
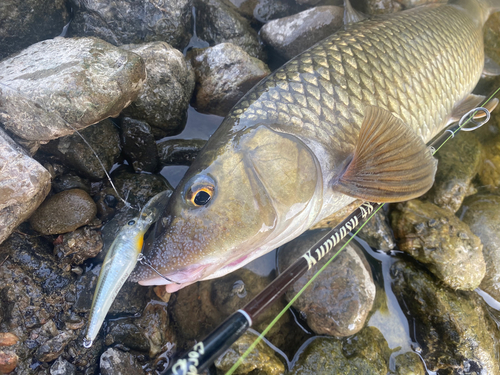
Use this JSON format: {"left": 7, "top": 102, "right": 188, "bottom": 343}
{"left": 137, "top": 253, "right": 180, "bottom": 285}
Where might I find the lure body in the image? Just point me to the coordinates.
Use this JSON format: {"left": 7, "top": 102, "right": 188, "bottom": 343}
{"left": 83, "top": 190, "right": 170, "bottom": 347}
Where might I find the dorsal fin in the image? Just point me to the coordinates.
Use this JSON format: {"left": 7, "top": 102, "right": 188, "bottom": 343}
{"left": 344, "top": 0, "right": 368, "bottom": 24}
{"left": 332, "top": 106, "right": 437, "bottom": 202}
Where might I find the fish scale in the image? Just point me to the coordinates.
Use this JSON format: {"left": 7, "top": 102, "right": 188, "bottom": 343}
{"left": 229, "top": 5, "right": 482, "bottom": 160}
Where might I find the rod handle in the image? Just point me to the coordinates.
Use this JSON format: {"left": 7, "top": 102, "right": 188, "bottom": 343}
{"left": 163, "top": 311, "right": 251, "bottom": 375}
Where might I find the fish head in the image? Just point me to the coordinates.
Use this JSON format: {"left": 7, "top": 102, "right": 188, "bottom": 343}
{"left": 134, "top": 124, "right": 323, "bottom": 292}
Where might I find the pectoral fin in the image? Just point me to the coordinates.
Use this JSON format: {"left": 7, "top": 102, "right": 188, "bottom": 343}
{"left": 344, "top": 0, "right": 367, "bottom": 24}
{"left": 449, "top": 94, "right": 499, "bottom": 123}
{"left": 482, "top": 56, "right": 500, "bottom": 77}
{"left": 332, "top": 106, "right": 437, "bottom": 202}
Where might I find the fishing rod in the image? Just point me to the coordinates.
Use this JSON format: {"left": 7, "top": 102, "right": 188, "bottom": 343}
{"left": 160, "top": 95, "right": 497, "bottom": 375}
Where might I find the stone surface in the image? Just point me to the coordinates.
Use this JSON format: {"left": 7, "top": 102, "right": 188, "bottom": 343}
{"left": 69, "top": 0, "right": 193, "bottom": 50}
{"left": 100, "top": 348, "right": 145, "bottom": 375}
{"left": 120, "top": 42, "right": 195, "bottom": 139}
{"left": 392, "top": 352, "right": 425, "bottom": 375}
{"left": 0, "top": 333, "right": 18, "bottom": 348}
{"left": 0, "top": 37, "right": 145, "bottom": 141}
{"left": 425, "top": 131, "right": 482, "bottom": 212}
{"left": 356, "top": 0, "right": 402, "bottom": 14}
{"left": 215, "top": 331, "right": 285, "bottom": 375}
{"left": 50, "top": 357, "right": 76, "bottom": 375}
{"left": 40, "top": 119, "right": 121, "bottom": 181}
{"left": 0, "top": 0, "right": 70, "bottom": 60}
{"left": 478, "top": 132, "right": 500, "bottom": 190}
{"left": 260, "top": 6, "right": 344, "bottom": 60}
{"left": 289, "top": 327, "right": 391, "bottom": 374}
{"left": 0, "top": 128, "right": 51, "bottom": 245}
{"left": 391, "top": 199, "right": 485, "bottom": 290}
{"left": 460, "top": 194, "right": 500, "bottom": 302}
{"left": 30, "top": 189, "right": 97, "bottom": 235}
{"left": 0, "top": 351, "right": 18, "bottom": 374}
{"left": 52, "top": 174, "right": 90, "bottom": 194}
{"left": 35, "top": 331, "right": 73, "bottom": 362}
{"left": 120, "top": 118, "right": 159, "bottom": 173}
{"left": 357, "top": 209, "right": 395, "bottom": 250}
{"left": 189, "top": 43, "right": 270, "bottom": 116}
{"left": 53, "top": 227, "right": 103, "bottom": 268}
{"left": 194, "top": 0, "right": 265, "bottom": 60}
{"left": 158, "top": 138, "right": 207, "bottom": 166}
{"left": 253, "top": 0, "right": 307, "bottom": 23}
{"left": 391, "top": 259, "right": 500, "bottom": 374}
{"left": 278, "top": 229, "right": 376, "bottom": 337}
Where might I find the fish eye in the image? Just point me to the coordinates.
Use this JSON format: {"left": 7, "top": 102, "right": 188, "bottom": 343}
{"left": 128, "top": 220, "right": 136, "bottom": 225}
{"left": 185, "top": 175, "right": 215, "bottom": 207}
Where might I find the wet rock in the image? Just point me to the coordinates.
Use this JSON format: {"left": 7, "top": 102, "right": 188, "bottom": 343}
{"left": 189, "top": 43, "right": 270, "bottom": 116}
{"left": 30, "top": 189, "right": 97, "bottom": 235}
{"left": 120, "top": 118, "right": 159, "bottom": 173}
{"left": 357, "top": 210, "right": 395, "bottom": 250}
{"left": 425, "top": 131, "right": 482, "bottom": 212}
{"left": 357, "top": 0, "right": 402, "bottom": 14}
{"left": 106, "top": 322, "right": 150, "bottom": 353}
{"left": 158, "top": 139, "right": 207, "bottom": 166}
{"left": 36, "top": 331, "right": 73, "bottom": 362}
{"left": 395, "top": 0, "right": 446, "bottom": 8}
{"left": 392, "top": 352, "right": 425, "bottom": 375}
{"left": 260, "top": 6, "right": 344, "bottom": 61}
{"left": 120, "top": 42, "right": 195, "bottom": 139}
{"left": 135, "top": 301, "right": 172, "bottom": 357}
{"left": 391, "top": 199, "right": 485, "bottom": 291}
{"left": 0, "top": 0, "right": 69, "bottom": 60}
{"left": 0, "top": 333, "right": 18, "bottom": 347}
{"left": 40, "top": 119, "right": 121, "bottom": 181}
{"left": 0, "top": 37, "right": 145, "bottom": 141}
{"left": 50, "top": 357, "right": 76, "bottom": 375}
{"left": 110, "top": 168, "right": 173, "bottom": 209}
{"left": 460, "top": 194, "right": 500, "bottom": 302}
{"left": 0, "top": 128, "right": 51, "bottom": 245}
{"left": 253, "top": 0, "right": 307, "bottom": 23}
{"left": 290, "top": 327, "right": 391, "bottom": 374}
{"left": 100, "top": 348, "right": 145, "bottom": 375}
{"left": 477, "top": 132, "right": 500, "bottom": 190}
{"left": 215, "top": 331, "right": 285, "bottom": 375}
{"left": 69, "top": 0, "right": 193, "bottom": 50}
{"left": 278, "top": 230, "right": 376, "bottom": 337}
{"left": 52, "top": 174, "right": 90, "bottom": 194}
{"left": 391, "top": 259, "right": 500, "bottom": 374}
{"left": 195, "top": 0, "right": 266, "bottom": 60}
{"left": 0, "top": 351, "right": 18, "bottom": 374}
{"left": 53, "top": 227, "right": 103, "bottom": 268}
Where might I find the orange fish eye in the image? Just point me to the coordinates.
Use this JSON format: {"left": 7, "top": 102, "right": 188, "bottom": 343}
{"left": 187, "top": 186, "right": 214, "bottom": 206}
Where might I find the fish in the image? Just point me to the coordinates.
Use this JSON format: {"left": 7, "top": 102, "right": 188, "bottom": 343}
{"left": 132, "top": 0, "right": 500, "bottom": 292}
{"left": 83, "top": 190, "right": 170, "bottom": 348}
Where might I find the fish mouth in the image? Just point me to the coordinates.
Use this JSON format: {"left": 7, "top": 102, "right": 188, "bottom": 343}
{"left": 138, "top": 263, "right": 211, "bottom": 292}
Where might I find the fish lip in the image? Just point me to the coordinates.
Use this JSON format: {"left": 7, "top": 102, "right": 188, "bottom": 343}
{"left": 138, "top": 263, "right": 211, "bottom": 287}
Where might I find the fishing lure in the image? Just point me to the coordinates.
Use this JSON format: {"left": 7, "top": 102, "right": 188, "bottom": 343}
{"left": 83, "top": 189, "right": 171, "bottom": 348}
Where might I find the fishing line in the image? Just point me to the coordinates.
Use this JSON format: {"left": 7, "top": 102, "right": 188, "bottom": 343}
{"left": 225, "top": 87, "right": 500, "bottom": 375}
{"left": 0, "top": 81, "right": 134, "bottom": 210}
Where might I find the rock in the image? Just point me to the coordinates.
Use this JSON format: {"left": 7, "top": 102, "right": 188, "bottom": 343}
{"left": 100, "top": 348, "right": 145, "bottom": 375}
{"left": 460, "top": 194, "right": 500, "bottom": 302}
{"left": 0, "top": 128, "right": 51, "bottom": 245}
{"left": 356, "top": 0, "right": 402, "bottom": 14}
{"left": 0, "top": 333, "right": 18, "bottom": 347}
{"left": 106, "top": 322, "right": 150, "bottom": 353}
{"left": 260, "top": 6, "right": 344, "bottom": 61}
{"left": 395, "top": 0, "right": 446, "bottom": 8}
{"left": 29, "top": 189, "right": 97, "bottom": 235}
{"left": 120, "top": 118, "right": 159, "bottom": 173}
{"left": 253, "top": 0, "right": 307, "bottom": 23}
{"left": 0, "top": 351, "right": 18, "bottom": 374}
{"left": 0, "top": 0, "right": 69, "bottom": 60}
{"left": 289, "top": 327, "right": 391, "bottom": 374}
{"left": 53, "top": 227, "right": 103, "bottom": 268}
{"left": 189, "top": 43, "right": 270, "bottom": 116}
{"left": 477, "top": 132, "right": 500, "bottom": 190}
{"left": 69, "top": 0, "right": 193, "bottom": 50}
{"left": 135, "top": 301, "right": 172, "bottom": 357}
{"left": 194, "top": 0, "right": 266, "bottom": 60}
{"left": 425, "top": 131, "right": 482, "bottom": 212}
{"left": 50, "top": 357, "right": 76, "bottom": 375}
{"left": 40, "top": 119, "right": 121, "bottom": 181}
{"left": 392, "top": 352, "right": 425, "bottom": 375}
{"left": 391, "top": 199, "right": 485, "bottom": 291}
{"left": 214, "top": 331, "right": 285, "bottom": 375}
{"left": 120, "top": 42, "right": 195, "bottom": 139}
{"left": 52, "top": 174, "right": 90, "bottom": 194}
{"left": 35, "top": 331, "right": 73, "bottom": 362}
{"left": 391, "top": 259, "right": 500, "bottom": 374}
{"left": 0, "top": 37, "right": 146, "bottom": 141}
{"left": 158, "top": 139, "right": 207, "bottom": 166}
{"left": 278, "top": 229, "right": 376, "bottom": 336}
{"left": 356, "top": 210, "right": 395, "bottom": 250}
